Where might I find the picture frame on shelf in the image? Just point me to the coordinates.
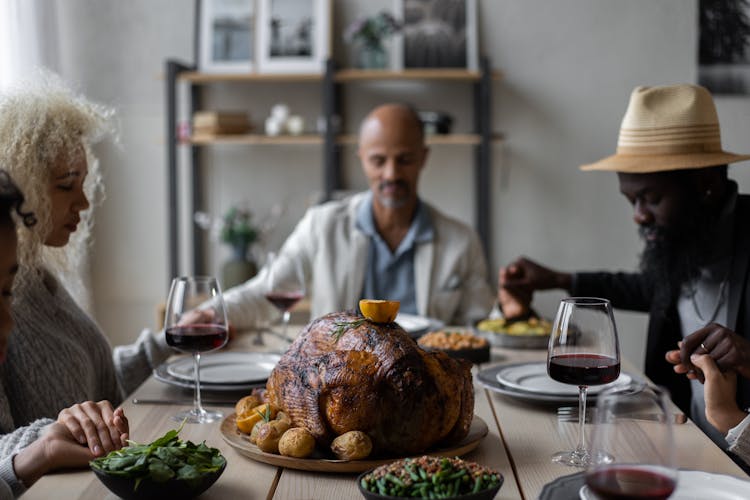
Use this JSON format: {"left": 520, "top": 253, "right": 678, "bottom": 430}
{"left": 395, "top": 0, "right": 478, "bottom": 71}
{"left": 198, "top": 0, "right": 256, "bottom": 73}
{"left": 256, "top": 0, "right": 331, "bottom": 73}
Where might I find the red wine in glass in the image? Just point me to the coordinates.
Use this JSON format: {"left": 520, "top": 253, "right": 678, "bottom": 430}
{"left": 264, "top": 291, "right": 304, "bottom": 312}
{"left": 547, "top": 297, "right": 620, "bottom": 467}
{"left": 548, "top": 354, "right": 620, "bottom": 386}
{"left": 586, "top": 465, "right": 676, "bottom": 500}
{"left": 166, "top": 324, "right": 228, "bottom": 353}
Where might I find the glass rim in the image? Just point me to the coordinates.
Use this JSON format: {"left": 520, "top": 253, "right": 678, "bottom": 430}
{"left": 561, "top": 297, "right": 611, "bottom": 306}
{"left": 170, "top": 275, "right": 220, "bottom": 284}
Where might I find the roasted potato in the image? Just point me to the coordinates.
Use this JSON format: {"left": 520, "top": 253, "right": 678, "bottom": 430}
{"left": 235, "top": 394, "right": 263, "bottom": 417}
{"left": 278, "top": 427, "right": 315, "bottom": 458}
{"left": 331, "top": 430, "right": 372, "bottom": 460}
{"left": 249, "top": 420, "right": 263, "bottom": 444}
{"left": 256, "top": 419, "right": 291, "bottom": 454}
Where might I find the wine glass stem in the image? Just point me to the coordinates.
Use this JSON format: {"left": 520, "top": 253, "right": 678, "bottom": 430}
{"left": 281, "top": 310, "right": 290, "bottom": 338}
{"left": 576, "top": 385, "right": 588, "bottom": 456}
{"left": 193, "top": 352, "right": 203, "bottom": 414}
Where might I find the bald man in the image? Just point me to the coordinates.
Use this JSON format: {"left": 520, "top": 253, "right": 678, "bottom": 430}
{"left": 221, "top": 104, "right": 495, "bottom": 329}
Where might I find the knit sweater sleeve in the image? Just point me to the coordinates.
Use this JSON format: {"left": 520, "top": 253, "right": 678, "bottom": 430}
{"left": 0, "top": 418, "right": 54, "bottom": 498}
{"left": 112, "top": 329, "right": 174, "bottom": 396}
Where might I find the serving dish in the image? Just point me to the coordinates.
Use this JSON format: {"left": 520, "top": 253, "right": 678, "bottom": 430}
{"left": 473, "top": 317, "right": 552, "bottom": 349}
{"left": 220, "top": 413, "right": 489, "bottom": 473}
{"left": 92, "top": 463, "right": 226, "bottom": 500}
{"left": 356, "top": 456, "right": 503, "bottom": 500}
{"left": 418, "top": 331, "right": 490, "bottom": 364}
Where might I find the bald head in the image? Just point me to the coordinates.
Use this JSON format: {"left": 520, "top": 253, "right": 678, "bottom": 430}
{"left": 358, "top": 104, "right": 425, "bottom": 147}
{"left": 358, "top": 104, "right": 428, "bottom": 211}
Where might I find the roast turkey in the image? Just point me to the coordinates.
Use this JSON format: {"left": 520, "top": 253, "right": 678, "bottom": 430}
{"left": 266, "top": 311, "right": 474, "bottom": 455}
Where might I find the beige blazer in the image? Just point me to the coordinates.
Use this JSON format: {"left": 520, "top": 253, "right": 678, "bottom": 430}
{"left": 222, "top": 192, "right": 495, "bottom": 329}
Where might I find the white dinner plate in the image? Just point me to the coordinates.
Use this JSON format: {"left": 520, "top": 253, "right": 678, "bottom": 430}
{"left": 395, "top": 313, "right": 444, "bottom": 338}
{"left": 165, "top": 352, "right": 281, "bottom": 384}
{"left": 579, "top": 470, "right": 750, "bottom": 500}
{"left": 478, "top": 364, "right": 643, "bottom": 404}
{"left": 496, "top": 362, "right": 632, "bottom": 397}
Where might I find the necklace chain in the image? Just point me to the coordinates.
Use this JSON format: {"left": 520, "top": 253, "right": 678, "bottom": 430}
{"left": 689, "top": 275, "right": 729, "bottom": 324}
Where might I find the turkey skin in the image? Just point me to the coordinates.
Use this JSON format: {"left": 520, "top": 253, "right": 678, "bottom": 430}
{"left": 266, "top": 311, "right": 474, "bottom": 455}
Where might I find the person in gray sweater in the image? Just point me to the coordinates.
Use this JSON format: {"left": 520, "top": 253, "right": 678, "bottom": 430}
{"left": 0, "top": 74, "right": 173, "bottom": 496}
{"left": 0, "top": 170, "right": 130, "bottom": 498}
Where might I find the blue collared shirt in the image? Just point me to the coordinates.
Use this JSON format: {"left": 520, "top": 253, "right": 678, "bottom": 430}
{"left": 355, "top": 192, "right": 434, "bottom": 315}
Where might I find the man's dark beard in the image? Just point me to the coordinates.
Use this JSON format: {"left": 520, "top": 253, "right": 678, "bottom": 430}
{"left": 638, "top": 206, "right": 717, "bottom": 305}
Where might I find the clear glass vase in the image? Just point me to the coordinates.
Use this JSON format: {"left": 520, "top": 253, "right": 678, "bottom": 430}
{"left": 357, "top": 42, "right": 388, "bottom": 69}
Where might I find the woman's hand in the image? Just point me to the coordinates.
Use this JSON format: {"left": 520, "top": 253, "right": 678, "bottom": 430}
{"left": 57, "top": 401, "right": 128, "bottom": 457}
{"left": 12, "top": 422, "right": 93, "bottom": 487}
{"left": 690, "top": 353, "right": 748, "bottom": 434}
{"left": 671, "top": 324, "right": 750, "bottom": 379}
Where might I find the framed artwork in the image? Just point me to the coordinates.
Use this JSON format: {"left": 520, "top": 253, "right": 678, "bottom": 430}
{"left": 395, "top": 0, "right": 478, "bottom": 71}
{"left": 256, "top": 0, "right": 331, "bottom": 73}
{"left": 198, "top": 0, "right": 255, "bottom": 73}
{"left": 698, "top": 0, "right": 750, "bottom": 94}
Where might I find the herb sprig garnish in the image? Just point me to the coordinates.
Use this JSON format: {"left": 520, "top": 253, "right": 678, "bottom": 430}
{"left": 331, "top": 318, "right": 368, "bottom": 342}
{"left": 256, "top": 404, "right": 272, "bottom": 423}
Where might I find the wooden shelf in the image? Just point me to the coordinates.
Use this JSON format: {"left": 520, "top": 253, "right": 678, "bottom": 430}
{"left": 334, "top": 68, "right": 503, "bottom": 82}
{"left": 186, "top": 133, "right": 503, "bottom": 146}
{"left": 337, "top": 133, "right": 503, "bottom": 145}
{"left": 178, "top": 72, "right": 323, "bottom": 83}
{"left": 177, "top": 69, "right": 502, "bottom": 83}
{"left": 188, "top": 134, "right": 323, "bottom": 145}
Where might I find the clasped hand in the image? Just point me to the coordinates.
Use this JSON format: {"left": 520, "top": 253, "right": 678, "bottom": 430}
{"left": 665, "top": 323, "right": 750, "bottom": 382}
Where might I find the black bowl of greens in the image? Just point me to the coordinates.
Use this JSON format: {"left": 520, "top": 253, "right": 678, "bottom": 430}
{"left": 90, "top": 424, "right": 226, "bottom": 500}
{"left": 357, "top": 456, "right": 503, "bottom": 500}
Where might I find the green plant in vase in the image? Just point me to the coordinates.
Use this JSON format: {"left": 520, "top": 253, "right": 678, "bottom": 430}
{"left": 344, "top": 10, "right": 401, "bottom": 70}
{"left": 195, "top": 203, "right": 284, "bottom": 289}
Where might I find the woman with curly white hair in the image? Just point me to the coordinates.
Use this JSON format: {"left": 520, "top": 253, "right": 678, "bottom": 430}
{"left": 0, "top": 72, "right": 173, "bottom": 494}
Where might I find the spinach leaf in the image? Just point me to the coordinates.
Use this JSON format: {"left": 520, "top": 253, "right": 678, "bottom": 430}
{"left": 90, "top": 422, "right": 226, "bottom": 491}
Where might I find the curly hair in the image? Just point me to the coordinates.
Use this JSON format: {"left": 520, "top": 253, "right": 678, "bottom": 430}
{"left": 0, "top": 71, "right": 116, "bottom": 289}
{"left": 0, "top": 169, "right": 35, "bottom": 228}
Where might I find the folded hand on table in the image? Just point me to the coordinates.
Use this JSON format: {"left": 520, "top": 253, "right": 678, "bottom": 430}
{"left": 15, "top": 402, "right": 130, "bottom": 485}
{"left": 57, "top": 400, "right": 129, "bottom": 457}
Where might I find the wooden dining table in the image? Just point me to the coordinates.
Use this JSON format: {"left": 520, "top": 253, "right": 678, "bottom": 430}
{"left": 25, "top": 327, "right": 749, "bottom": 499}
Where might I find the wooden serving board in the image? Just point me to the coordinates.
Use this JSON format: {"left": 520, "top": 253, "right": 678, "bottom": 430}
{"left": 220, "top": 414, "right": 489, "bottom": 473}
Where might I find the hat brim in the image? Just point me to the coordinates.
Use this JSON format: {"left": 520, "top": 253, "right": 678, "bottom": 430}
{"left": 580, "top": 151, "right": 750, "bottom": 173}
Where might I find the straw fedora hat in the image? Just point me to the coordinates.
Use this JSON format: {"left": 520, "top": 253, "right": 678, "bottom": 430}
{"left": 580, "top": 84, "right": 750, "bottom": 173}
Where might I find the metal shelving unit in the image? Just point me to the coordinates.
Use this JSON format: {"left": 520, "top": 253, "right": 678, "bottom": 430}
{"left": 164, "top": 57, "right": 498, "bottom": 284}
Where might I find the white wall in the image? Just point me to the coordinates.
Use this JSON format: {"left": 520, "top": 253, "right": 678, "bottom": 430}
{"left": 50, "top": 0, "right": 750, "bottom": 370}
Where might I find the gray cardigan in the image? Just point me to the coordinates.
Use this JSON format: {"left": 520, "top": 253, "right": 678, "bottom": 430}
{"left": 0, "top": 271, "right": 172, "bottom": 494}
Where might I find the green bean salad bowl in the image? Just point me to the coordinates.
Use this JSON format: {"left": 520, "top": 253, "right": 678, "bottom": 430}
{"left": 357, "top": 456, "right": 503, "bottom": 500}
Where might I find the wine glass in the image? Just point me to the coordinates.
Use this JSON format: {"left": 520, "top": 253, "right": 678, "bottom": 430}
{"left": 263, "top": 252, "right": 305, "bottom": 340}
{"left": 547, "top": 297, "right": 620, "bottom": 467}
{"left": 164, "top": 276, "right": 228, "bottom": 424}
{"left": 582, "top": 383, "right": 677, "bottom": 500}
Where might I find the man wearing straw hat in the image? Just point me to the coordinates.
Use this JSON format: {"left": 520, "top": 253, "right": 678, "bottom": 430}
{"left": 499, "top": 84, "right": 750, "bottom": 450}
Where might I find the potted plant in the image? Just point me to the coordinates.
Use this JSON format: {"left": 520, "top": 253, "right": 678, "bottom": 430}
{"left": 344, "top": 10, "right": 401, "bottom": 69}
{"left": 195, "top": 203, "right": 284, "bottom": 289}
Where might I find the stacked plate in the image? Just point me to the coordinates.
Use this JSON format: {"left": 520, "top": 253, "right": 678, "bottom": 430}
{"left": 154, "top": 352, "right": 281, "bottom": 392}
{"left": 477, "top": 362, "right": 640, "bottom": 404}
{"left": 395, "top": 313, "right": 444, "bottom": 339}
